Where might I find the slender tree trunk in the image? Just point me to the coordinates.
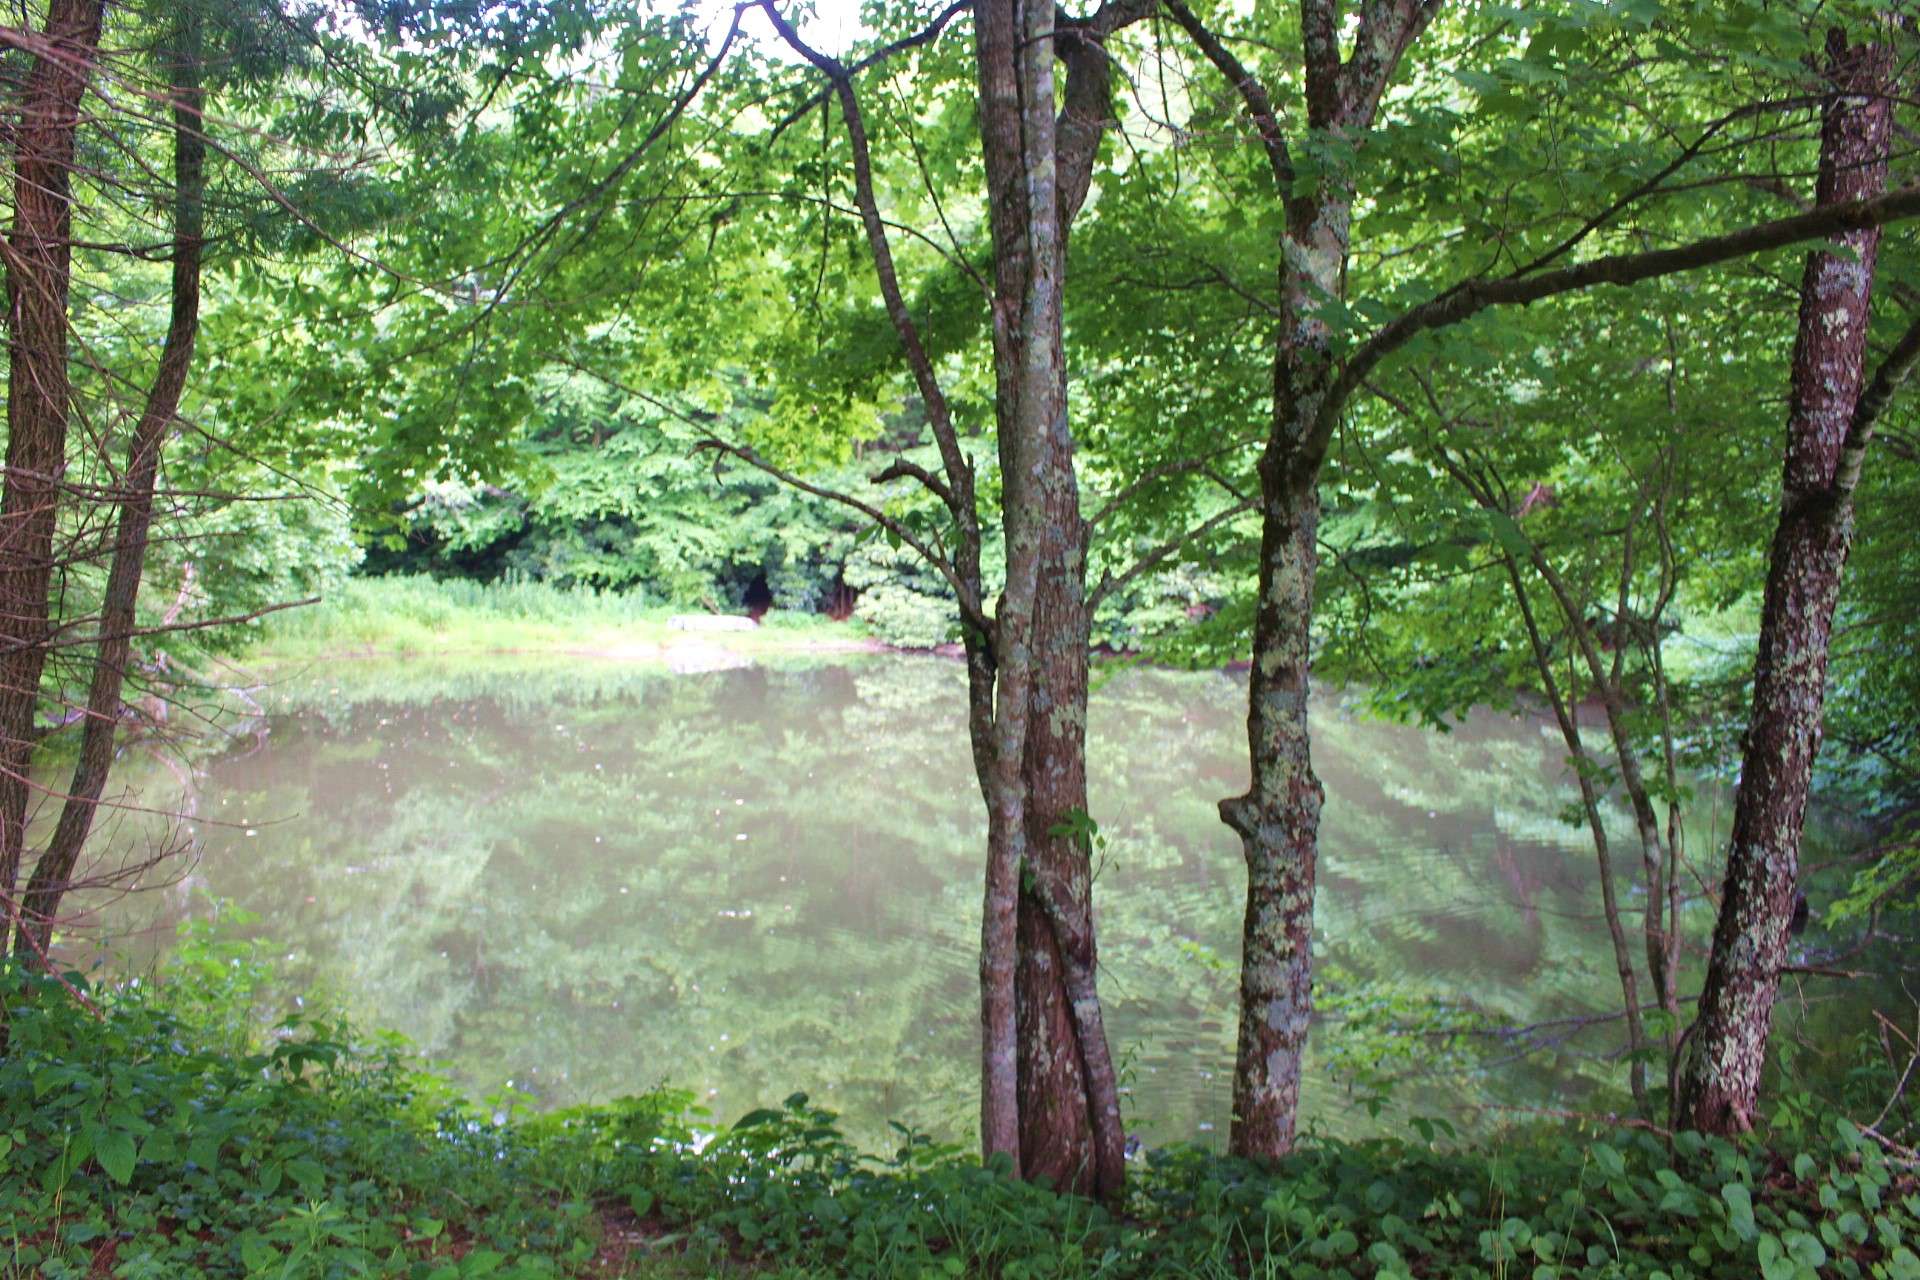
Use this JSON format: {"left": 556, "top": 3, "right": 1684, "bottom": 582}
{"left": 1501, "top": 553, "right": 1651, "bottom": 1109}
{"left": 1517, "top": 536, "right": 1673, "bottom": 1105}
{"left": 0, "top": 0, "right": 108, "bottom": 953}
{"left": 970, "top": 0, "right": 1038, "bottom": 1172}
{"left": 758, "top": 0, "right": 1134, "bottom": 1190}
{"left": 1226, "top": 208, "right": 1350, "bottom": 1151}
{"left": 1676, "top": 34, "right": 1891, "bottom": 1134}
{"left": 15, "top": 24, "right": 206, "bottom": 962}
{"left": 1222, "top": 462, "right": 1324, "bottom": 1158}
{"left": 1165, "top": 0, "right": 1438, "bottom": 1161}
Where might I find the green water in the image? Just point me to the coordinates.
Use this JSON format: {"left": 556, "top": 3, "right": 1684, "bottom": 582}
{"left": 77, "top": 653, "right": 1750, "bottom": 1147}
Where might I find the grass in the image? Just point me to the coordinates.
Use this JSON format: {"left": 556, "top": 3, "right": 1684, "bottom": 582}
{"left": 243, "top": 576, "right": 873, "bottom": 664}
{"left": 6, "top": 922, "right": 1917, "bottom": 1279}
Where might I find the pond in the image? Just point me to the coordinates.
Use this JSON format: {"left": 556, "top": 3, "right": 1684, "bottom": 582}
{"left": 75, "top": 651, "right": 1780, "bottom": 1149}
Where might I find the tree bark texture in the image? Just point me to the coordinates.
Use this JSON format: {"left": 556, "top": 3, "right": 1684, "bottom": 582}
{"left": 1168, "top": 0, "right": 1438, "bottom": 1161}
{"left": 15, "top": 26, "right": 206, "bottom": 961}
{"left": 1221, "top": 62, "right": 1354, "bottom": 1162}
{"left": 1676, "top": 35, "right": 1892, "bottom": 1134}
{"left": 758, "top": 0, "right": 1131, "bottom": 1193}
{"left": 971, "top": 0, "right": 1126, "bottom": 1199}
{"left": 0, "top": 0, "right": 108, "bottom": 944}
{"left": 969, "top": 0, "right": 1041, "bottom": 1173}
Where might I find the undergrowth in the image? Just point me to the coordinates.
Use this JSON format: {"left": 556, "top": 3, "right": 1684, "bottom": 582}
{"left": 1, "top": 927, "right": 1916, "bottom": 1279}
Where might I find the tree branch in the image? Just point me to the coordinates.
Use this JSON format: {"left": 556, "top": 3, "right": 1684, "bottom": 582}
{"left": 757, "top": 0, "right": 979, "bottom": 540}
{"left": 1089, "top": 498, "right": 1256, "bottom": 610}
{"left": 1302, "top": 184, "right": 1920, "bottom": 494}
{"left": 1160, "top": 0, "right": 1294, "bottom": 194}
{"left": 692, "top": 437, "right": 989, "bottom": 636}
{"left": 1835, "top": 309, "right": 1920, "bottom": 499}
{"left": 769, "top": 0, "right": 973, "bottom": 140}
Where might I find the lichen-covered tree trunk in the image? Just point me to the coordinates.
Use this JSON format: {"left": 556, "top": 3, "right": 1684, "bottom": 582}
{"left": 0, "top": 0, "right": 108, "bottom": 951}
{"left": 1014, "top": 544, "right": 1094, "bottom": 1188}
{"left": 969, "top": 0, "right": 1042, "bottom": 1173}
{"left": 1168, "top": 0, "right": 1437, "bottom": 1161}
{"left": 1222, "top": 461, "right": 1324, "bottom": 1158}
{"left": 1675, "top": 34, "right": 1891, "bottom": 1135}
{"left": 1225, "top": 216, "right": 1344, "bottom": 1153}
{"left": 15, "top": 23, "right": 205, "bottom": 962}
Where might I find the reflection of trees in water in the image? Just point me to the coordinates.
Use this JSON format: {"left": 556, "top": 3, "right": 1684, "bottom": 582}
{"left": 90, "top": 656, "right": 1750, "bottom": 1147}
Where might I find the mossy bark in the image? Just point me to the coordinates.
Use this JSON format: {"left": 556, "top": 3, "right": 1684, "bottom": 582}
{"left": 970, "top": 0, "right": 1127, "bottom": 1197}
{"left": 1676, "top": 34, "right": 1891, "bottom": 1135}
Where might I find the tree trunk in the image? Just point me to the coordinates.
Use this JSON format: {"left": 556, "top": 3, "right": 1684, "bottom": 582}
{"left": 759, "top": 0, "right": 1131, "bottom": 1190}
{"left": 968, "top": 0, "right": 1127, "bottom": 1195}
{"left": 1173, "top": 0, "right": 1437, "bottom": 1161}
{"left": 1013, "top": 449, "right": 1123, "bottom": 1197}
{"left": 1501, "top": 552, "right": 1652, "bottom": 1109}
{"left": 969, "top": 0, "right": 1041, "bottom": 1174}
{"left": 1224, "top": 155, "right": 1349, "bottom": 1156}
{"left": 1222, "top": 466, "right": 1324, "bottom": 1158}
{"left": 0, "top": 0, "right": 108, "bottom": 952}
{"left": 1675, "top": 33, "right": 1891, "bottom": 1135}
{"left": 15, "top": 22, "right": 206, "bottom": 962}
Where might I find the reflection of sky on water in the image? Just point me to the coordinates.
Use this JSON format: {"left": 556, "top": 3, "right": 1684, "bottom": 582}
{"left": 79, "top": 654, "right": 1772, "bottom": 1148}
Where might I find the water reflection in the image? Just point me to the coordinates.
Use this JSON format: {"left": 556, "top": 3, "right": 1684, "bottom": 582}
{"left": 84, "top": 654, "right": 1711, "bottom": 1148}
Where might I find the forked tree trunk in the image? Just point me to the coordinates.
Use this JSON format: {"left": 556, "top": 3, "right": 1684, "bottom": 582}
{"left": 1675, "top": 35, "right": 1893, "bottom": 1134}
{"left": 970, "top": 0, "right": 1045, "bottom": 1174}
{"left": 16, "top": 24, "right": 206, "bottom": 961}
{"left": 0, "top": 0, "right": 108, "bottom": 952}
{"left": 1223, "top": 139, "right": 1353, "bottom": 1156}
{"left": 760, "top": 0, "right": 1130, "bottom": 1194}
{"left": 970, "top": 0, "right": 1125, "bottom": 1198}
{"left": 1169, "top": 0, "right": 1920, "bottom": 1154}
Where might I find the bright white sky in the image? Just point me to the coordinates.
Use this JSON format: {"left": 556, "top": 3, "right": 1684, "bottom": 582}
{"left": 716, "top": 0, "right": 882, "bottom": 61}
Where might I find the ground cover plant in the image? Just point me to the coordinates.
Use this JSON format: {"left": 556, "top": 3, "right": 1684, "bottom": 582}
{"left": 4, "top": 929, "right": 1916, "bottom": 1279}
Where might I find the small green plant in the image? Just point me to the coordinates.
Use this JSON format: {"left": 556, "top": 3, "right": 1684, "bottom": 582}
{"left": 5, "top": 944, "right": 1918, "bottom": 1279}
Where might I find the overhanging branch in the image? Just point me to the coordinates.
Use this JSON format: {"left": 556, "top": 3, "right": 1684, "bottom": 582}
{"left": 1300, "top": 183, "right": 1920, "bottom": 493}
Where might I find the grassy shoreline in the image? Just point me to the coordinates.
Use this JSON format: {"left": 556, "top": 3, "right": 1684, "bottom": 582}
{"left": 240, "top": 576, "right": 883, "bottom": 666}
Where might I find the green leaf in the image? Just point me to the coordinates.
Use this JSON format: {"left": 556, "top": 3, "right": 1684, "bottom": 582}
{"left": 186, "top": 1134, "right": 221, "bottom": 1170}
{"left": 1782, "top": 1230, "right": 1825, "bottom": 1268}
{"left": 239, "top": 1234, "right": 279, "bottom": 1272}
{"left": 463, "top": 1249, "right": 504, "bottom": 1275}
{"left": 96, "top": 1129, "right": 136, "bottom": 1185}
{"left": 1722, "top": 1183, "right": 1757, "bottom": 1240}
{"left": 1484, "top": 509, "right": 1531, "bottom": 557}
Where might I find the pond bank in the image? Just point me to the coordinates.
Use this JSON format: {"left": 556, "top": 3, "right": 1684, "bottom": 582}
{"left": 7, "top": 959, "right": 1912, "bottom": 1280}
{"left": 7, "top": 959, "right": 1911, "bottom": 1280}
{"left": 231, "top": 576, "right": 1220, "bottom": 672}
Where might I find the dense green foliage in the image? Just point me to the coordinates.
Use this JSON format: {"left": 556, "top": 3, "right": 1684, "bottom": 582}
{"left": 5, "top": 942, "right": 1918, "bottom": 1280}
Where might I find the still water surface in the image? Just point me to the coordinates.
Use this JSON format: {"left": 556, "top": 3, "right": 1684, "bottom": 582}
{"left": 84, "top": 653, "right": 1717, "bottom": 1148}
